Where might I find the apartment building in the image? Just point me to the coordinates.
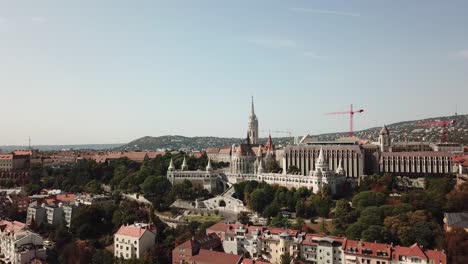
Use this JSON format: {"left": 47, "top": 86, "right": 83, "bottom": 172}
{"left": 203, "top": 222, "right": 446, "bottom": 264}
{"left": 0, "top": 220, "right": 46, "bottom": 264}
{"left": 114, "top": 223, "right": 157, "bottom": 260}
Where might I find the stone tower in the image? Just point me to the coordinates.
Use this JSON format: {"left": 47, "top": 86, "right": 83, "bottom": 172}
{"left": 378, "top": 125, "right": 390, "bottom": 152}
{"left": 247, "top": 96, "right": 259, "bottom": 145}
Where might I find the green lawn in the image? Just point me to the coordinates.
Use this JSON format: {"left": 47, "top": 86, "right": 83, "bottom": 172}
{"left": 183, "top": 214, "right": 222, "bottom": 223}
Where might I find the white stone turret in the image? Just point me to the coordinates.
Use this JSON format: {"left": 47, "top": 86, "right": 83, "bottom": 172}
{"left": 378, "top": 125, "right": 391, "bottom": 152}
{"left": 336, "top": 159, "right": 345, "bottom": 175}
{"left": 257, "top": 146, "right": 262, "bottom": 158}
{"left": 181, "top": 156, "right": 188, "bottom": 171}
{"left": 315, "top": 147, "right": 328, "bottom": 170}
{"left": 257, "top": 159, "right": 264, "bottom": 174}
{"left": 168, "top": 159, "right": 175, "bottom": 171}
{"left": 206, "top": 158, "right": 213, "bottom": 172}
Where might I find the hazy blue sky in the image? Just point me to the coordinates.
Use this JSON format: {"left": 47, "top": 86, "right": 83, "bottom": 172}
{"left": 1, "top": 0, "right": 467, "bottom": 145}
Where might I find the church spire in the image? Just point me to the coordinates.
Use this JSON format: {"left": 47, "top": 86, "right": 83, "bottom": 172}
{"left": 247, "top": 97, "right": 259, "bottom": 145}
{"left": 181, "top": 156, "right": 188, "bottom": 171}
{"left": 251, "top": 96, "right": 255, "bottom": 115}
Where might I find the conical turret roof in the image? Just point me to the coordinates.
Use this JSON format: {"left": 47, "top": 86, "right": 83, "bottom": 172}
{"left": 168, "top": 158, "right": 175, "bottom": 171}
{"left": 206, "top": 158, "right": 213, "bottom": 172}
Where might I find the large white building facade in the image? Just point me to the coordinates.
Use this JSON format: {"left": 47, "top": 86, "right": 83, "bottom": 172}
{"left": 167, "top": 98, "right": 346, "bottom": 196}
{"left": 168, "top": 98, "right": 459, "bottom": 198}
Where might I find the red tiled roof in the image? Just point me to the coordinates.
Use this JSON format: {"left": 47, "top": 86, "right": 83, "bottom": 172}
{"left": 267, "top": 227, "right": 298, "bottom": 237}
{"left": 207, "top": 222, "right": 264, "bottom": 237}
{"left": 342, "top": 239, "right": 392, "bottom": 259}
{"left": 0, "top": 220, "right": 27, "bottom": 234}
{"left": 453, "top": 155, "right": 468, "bottom": 167}
{"left": 190, "top": 249, "right": 242, "bottom": 264}
{"left": 191, "top": 151, "right": 203, "bottom": 159}
{"left": 146, "top": 152, "right": 164, "bottom": 159}
{"left": 393, "top": 243, "right": 427, "bottom": 260}
{"left": 219, "top": 147, "right": 232, "bottom": 155}
{"left": 55, "top": 194, "right": 77, "bottom": 203}
{"left": 425, "top": 249, "right": 447, "bottom": 264}
{"left": 115, "top": 225, "right": 148, "bottom": 238}
{"left": 206, "top": 148, "right": 220, "bottom": 154}
{"left": 0, "top": 154, "right": 13, "bottom": 160}
{"left": 13, "top": 150, "right": 33, "bottom": 156}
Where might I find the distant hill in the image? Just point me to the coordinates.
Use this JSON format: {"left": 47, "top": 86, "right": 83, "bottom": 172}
{"left": 120, "top": 114, "right": 468, "bottom": 151}
{"left": 0, "top": 144, "right": 124, "bottom": 152}
{"left": 314, "top": 114, "right": 468, "bottom": 144}
{"left": 120, "top": 136, "right": 293, "bottom": 151}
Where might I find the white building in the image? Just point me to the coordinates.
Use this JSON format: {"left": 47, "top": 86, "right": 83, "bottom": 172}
{"left": 0, "top": 220, "right": 46, "bottom": 264}
{"left": 26, "top": 202, "right": 64, "bottom": 226}
{"left": 75, "top": 194, "right": 113, "bottom": 206}
{"left": 44, "top": 204, "right": 63, "bottom": 225}
{"left": 114, "top": 223, "right": 157, "bottom": 260}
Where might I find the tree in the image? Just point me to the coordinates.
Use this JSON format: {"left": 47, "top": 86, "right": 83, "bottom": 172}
{"left": 265, "top": 158, "right": 281, "bottom": 173}
{"left": 345, "top": 222, "right": 364, "bottom": 240}
{"left": 333, "top": 200, "right": 357, "bottom": 236}
{"left": 270, "top": 213, "right": 290, "bottom": 228}
{"left": 263, "top": 203, "right": 280, "bottom": 218}
{"left": 361, "top": 225, "right": 384, "bottom": 242}
{"left": 91, "top": 250, "right": 114, "bottom": 264}
{"left": 447, "top": 182, "right": 468, "bottom": 212}
{"left": 280, "top": 252, "right": 292, "bottom": 264}
{"left": 238, "top": 211, "right": 250, "bottom": 225}
{"left": 352, "top": 191, "right": 386, "bottom": 211}
{"left": 445, "top": 227, "right": 468, "bottom": 264}
{"left": 249, "top": 189, "right": 270, "bottom": 214}
{"left": 84, "top": 180, "right": 101, "bottom": 194}
{"left": 377, "top": 173, "right": 394, "bottom": 191}
{"left": 359, "top": 206, "right": 382, "bottom": 227}
{"left": 310, "top": 195, "right": 333, "bottom": 217}
{"left": 319, "top": 218, "right": 329, "bottom": 234}
{"left": 141, "top": 176, "right": 171, "bottom": 197}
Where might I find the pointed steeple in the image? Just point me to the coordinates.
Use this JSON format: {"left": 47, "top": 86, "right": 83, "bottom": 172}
{"left": 257, "top": 159, "right": 264, "bottom": 174}
{"left": 315, "top": 147, "right": 328, "bottom": 169}
{"left": 251, "top": 96, "right": 255, "bottom": 116}
{"left": 206, "top": 158, "right": 213, "bottom": 172}
{"left": 181, "top": 156, "right": 188, "bottom": 171}
{"left": 336, "top": 159, "right": 345, "bottom": 175}
{"left": 379, "top": 124, "right": 389, "bottom": 135}
{"left": 317, "top": 147, "right": 325, "bottom": 162}
{"left": 168, "top": 159, "right": 175, "bottom": 171}
{"left": 257, "top": 146, "right": 263, "bottom": 157}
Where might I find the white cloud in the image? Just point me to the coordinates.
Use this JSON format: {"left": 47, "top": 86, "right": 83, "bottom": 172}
{"left": 248, "top": 37, "right": 297, "bottom": 49}
{"left": 290, "top": 7, "right": 360, "bottom": 17}
{"left": 303, "top": 51, "right": 323, "bottom": 59}
{"left": 458, "top": 49, "right": 468, "bottom": 59}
